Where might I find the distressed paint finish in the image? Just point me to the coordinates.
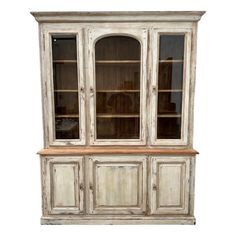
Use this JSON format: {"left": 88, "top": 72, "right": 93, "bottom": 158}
{"left": 41, "top": 216, "right": 196, "bottom": 225}
{"left": 150, "top": 156, "right": 190, "bottom": 215}
{"left": 43, "top": 156, "right": 84, "bottom": 215}
{"left": 31, "top": 11, "right": 205, "bottom": 23}
{"left": 32, "top": 11, "right": 204, "bottom": 225}
{"left": 51, "top": 163, "right": 78, "bottom": 207}
{"left": 87, "top": 155, "right": 147, "bottom": 215}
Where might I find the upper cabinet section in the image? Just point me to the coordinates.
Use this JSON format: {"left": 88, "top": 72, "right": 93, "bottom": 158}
{"left": 32, "top": 11, "right": 205, "bottom": 147}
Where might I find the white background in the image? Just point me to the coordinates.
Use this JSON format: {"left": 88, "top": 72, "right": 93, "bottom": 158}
{"left": 0, "top": 0, "right": 236, "bottom": 235}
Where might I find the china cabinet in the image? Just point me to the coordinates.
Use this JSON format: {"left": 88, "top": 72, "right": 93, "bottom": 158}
{"left": 32, "top": 11, "right": 205, "bottom": 224}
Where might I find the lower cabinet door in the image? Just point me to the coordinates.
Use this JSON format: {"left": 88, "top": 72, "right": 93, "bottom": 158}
{"left": 88, "top": 155, "right": 147, "bottom": 215}
{"left": 150, "top": 156, "right": 190, "bottom": 215}
{"left": 43, "top": 156, "right": 84, "bottom": 215}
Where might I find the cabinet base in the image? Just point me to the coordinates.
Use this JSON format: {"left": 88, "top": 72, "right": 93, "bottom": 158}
{"left": 41, "top": 216, "right": 196, "bottom": 225}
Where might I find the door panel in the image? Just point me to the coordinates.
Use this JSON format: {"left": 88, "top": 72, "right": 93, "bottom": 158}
{"left": 45, "top": 156, "right": 84, "bottom": 214}
{"left": 88, "top": 155, "right": 147, "bottom": 214}
{"left": 150, "top": 156, "right": 190, "bottom": 214}
{"left": 52, "top": 163, "right": 78, "bottom": 207}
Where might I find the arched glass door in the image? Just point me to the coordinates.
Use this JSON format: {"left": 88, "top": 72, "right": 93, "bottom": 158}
{"left": 95, "top": 36, "right": 141, "bottom": 140}
{"left": 88, "top": 28, "right": 148, "bottom": 145}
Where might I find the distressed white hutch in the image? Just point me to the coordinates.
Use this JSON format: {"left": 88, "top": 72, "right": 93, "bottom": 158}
{"left": 32, "top": 11, "right": 204, "bottom": 224}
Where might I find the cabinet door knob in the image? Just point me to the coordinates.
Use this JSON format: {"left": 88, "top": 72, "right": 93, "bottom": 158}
{"left": 152, "top": 86, "right": 157, "bottom": 92}
{"left": 90, "top": 87, "right": 94, "bottom": 93}
{"left": 80, "top": 87, "right": 85, "bottom": 93}
{"left": 89, "top": 183, "right": 93, "bottom": 190}
{"left": 79, "top": 183, "right": 84, "bottom": 190}
{"left": 152, "top": 184, "right": 157, "bottom": 191}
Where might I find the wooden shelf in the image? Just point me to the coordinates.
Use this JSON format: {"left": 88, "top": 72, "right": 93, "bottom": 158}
{"left": 96, "top": 60, "right": 140, "bottom": 64}
{"left": 53, "top": 60, "right": 77, "bottom": 63}
{"left": 97, "top": 114, "right": 140, "bottom": 118}
{"left": 55, "top": 115, "right": 79, "bottom": 118}
{"left": 97, "top": 89, "right": 140, "bottom": 93}
{"left": 159, "top": 59, "right": 183, "bottom": 63}
{"left": 158, "top": 89, "right": 182, "bottom": 92}
{"left": 54, "top": 90, "right": 78, "bottom": 92}
{"left": 157, "top": 114, "right": 181, "bottom": 118}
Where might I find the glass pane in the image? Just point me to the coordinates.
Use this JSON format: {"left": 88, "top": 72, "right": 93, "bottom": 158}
{"left": 158, "top": 62, "right": 183, "bottom": 90}
{"left": 97, "top": 92, "right": 140, "bottom": 114}
{"left": 96, "top": 36, "right": 140, "bottom": 60}
{"left": 54, "top": 92, "right": 79, "bottom": 115}
{"left": 158, "top": 92, "right": 182, "bottom": 114}
{"left": 159, "top": 35, "right": 185, "bottom": 60}
{"left": 157, "top": 117, "right": 181, "bottom": 139}
{"left": 97, "top": 118, "right": 140, "bottom": 139}
{"left": 52, "top": 35, "right": 79, "bottom": 139}
{"left": 157, "top": 35, "right": 184, "bottom": 139}
{"left": 95, "top": 36, "right": 141, "bottom": 139}
{"left": 55, "top": 118, "right": 79, "bottom": 139}
{"left": 53, "top": 63, "right": 78, "bottom": 90}
{"left": 52, "top": 36, "right": 77, "bottom": 60}
{"left": 96, "top": 64, "right": 140, "bottom": 90}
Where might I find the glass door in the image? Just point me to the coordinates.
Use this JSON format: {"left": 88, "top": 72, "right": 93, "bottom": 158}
{"left": 151, "top": 29, "right": 192, "bottom": 145}
{"left": 88, "top": 29, "right": 147, "bottom": 145}
{"left": 52, "top": 35, "right": 80, "bottom": 139}
{"left": 45, "top": 29, "right": 85, "bottom": 146}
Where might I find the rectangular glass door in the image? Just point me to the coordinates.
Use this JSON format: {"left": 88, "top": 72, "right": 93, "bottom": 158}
{"left": 48, "top": 32, "right": 85, "bottom": 146}
{"left": 52, "top": 35, "right": 80, "bottom": 140}
{"left": 157, "top": 35, "right": 184, "bottom": 139}
{"left": 151, "top": 30, "right": 191, "bottom": 145}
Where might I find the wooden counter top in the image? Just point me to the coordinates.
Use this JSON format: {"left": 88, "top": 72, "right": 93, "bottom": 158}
{"left": 38, "top": 147, "right": 199, "bottom": 156}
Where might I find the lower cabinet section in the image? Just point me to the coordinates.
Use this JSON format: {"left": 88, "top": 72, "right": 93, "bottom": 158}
{"left": 40, "top": 154, "right": 195, "bottom": 224}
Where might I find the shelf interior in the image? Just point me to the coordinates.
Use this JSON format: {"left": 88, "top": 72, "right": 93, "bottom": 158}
{"left": 95, "top": 36, "right": 141, "bottom": 139}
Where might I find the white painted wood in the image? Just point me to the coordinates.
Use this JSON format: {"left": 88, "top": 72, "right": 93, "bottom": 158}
{"left": 188, "top": 23, "right": 198, "bottom": 147}
{"left": 40, "top": 26, "right": 86, "bottom": 147}
{"left": 52, "top": 164, "right": 77, "bottom": 207}
{"left": 87, "top": 28, "right": 148, "bottom": 145}
{"left": 150, "top": 28, "right": 192, "bottom": 146}
{"left": 150, "top": 156, "right": 190, "bottom": 215}
{"left": 31, "top": 11, "right": 205, "bottom": 23}
{"left": 33, "top": 11, "right": 204, "bottom": 225}
{"left": 189, "top": 155, "right": 196, "bottom": 216}
{"left": 43, "top": 156, "right": 84, "bottom": 214}
{"left": 88, "top": 155, "right": 147, "bottom": 214}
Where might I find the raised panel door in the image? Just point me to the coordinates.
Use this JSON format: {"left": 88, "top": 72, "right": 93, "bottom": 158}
{"left": 87, "top": 155, "right": 147, "bottom": 214}
{"left": 150, "top": 156, "right": 190, "bottom": 214}
{"left": 44, "top": 156, "right": 84, "bottom": 214}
